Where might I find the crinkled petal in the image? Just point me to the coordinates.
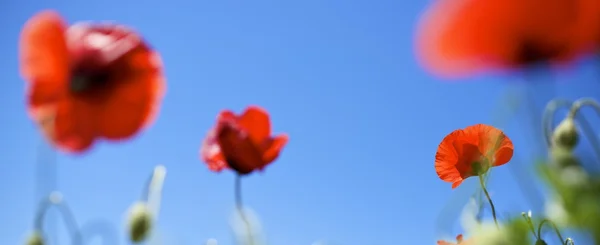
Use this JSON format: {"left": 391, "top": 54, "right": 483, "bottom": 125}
{"left": 201, "top": 127, "right": 228, "bottom": 172}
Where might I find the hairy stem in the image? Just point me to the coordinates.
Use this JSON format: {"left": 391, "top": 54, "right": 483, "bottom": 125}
{"left": 478, "top": 175, "right": 499, "bottom": 228}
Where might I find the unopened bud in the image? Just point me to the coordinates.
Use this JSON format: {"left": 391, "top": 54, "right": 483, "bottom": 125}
{"left": 127, "top": 202, "right": 152, "bottom": 243}
{"left": 535, "top": 239, "right": 548, "bottom": 245}
{"left": 552, "top": 118, "right": 578, "bottom": 150}
{"left": 25, "top": 231, "right": 44, "bottom": 245}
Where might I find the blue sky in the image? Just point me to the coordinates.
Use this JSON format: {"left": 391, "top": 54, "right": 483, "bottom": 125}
{"left": 2, "top": 0, "right": 600, "bottom": 244}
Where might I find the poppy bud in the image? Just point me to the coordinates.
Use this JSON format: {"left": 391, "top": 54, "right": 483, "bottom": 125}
{"left": 535, "top": 239, "right": 548, "bottom": 245}
{"left": 549, "top": 146, "right": 580, "bottom": 169}
{"left": 25, "top": 231, "right": 44, "bottom": 245}
{"left": 552, "top": 118, "right": 579, "bottom": 150}
{"left": 127, "top": 202, "right": 153, "bottom": 243}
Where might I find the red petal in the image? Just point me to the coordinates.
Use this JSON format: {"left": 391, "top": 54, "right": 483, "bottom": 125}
{"left": 67, "top": 23, "right": 143, "bottom": 69}
{"left": 95, "top": 47, "right": 165, "bottom": 140}
{"left": 415, "top": 0, "right": 527, "bottom": 77}
{"left": 237, "top": 106, "right": 271, "bottom": 146}
{"left": 456, "top": 234, "right": 464, "bottom": 243}
{"left": 435, "top": 129, "right": 465, "bottom": 186}
{"left": 469, "top": 124, "right": 514, "bottom": 167}
{"left": 201, "top": 127, "right": 228, "bottom": 172}
{"left": 217, "top": 121, "right": 264, "bottom": 175}
{"left": 262, "top": 134, "right": 289, "bottom": 165}
{"left": 50, "top": 95, "right": 97, "bottom": 153}
{"left": 218, "top": 110, "right": 237, "bottom": 122}
{"left": 20, "top": 10, "right": 70, "bottom": 116}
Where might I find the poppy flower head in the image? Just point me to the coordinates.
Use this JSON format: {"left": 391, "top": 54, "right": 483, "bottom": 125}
{"left": 201, "top": 106, "right": 289, "bottom": 175}
{"left": 435, "top": 124, "right": 514, "bottom": 189}
{"left": 19, "top": 10, "right": 166, "bottom": 153}
{"left": 415, "top": 0, "right": 600, "bottom": 78}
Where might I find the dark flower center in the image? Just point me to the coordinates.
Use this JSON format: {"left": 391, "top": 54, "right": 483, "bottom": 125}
{"left": 66, "top": 24, "right": 141, "bottom": 94}
{"left": 516, "top": 39, "right": 565, "bottom": 65}
{"left": 69, "top": 66, "right": 112, "bottom": 93}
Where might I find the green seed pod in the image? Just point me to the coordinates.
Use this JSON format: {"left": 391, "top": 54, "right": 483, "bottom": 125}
{"left": 127, "top": 202, "right": 153, "bottom": 243}
{"left": 550, "top": 146, "right": 581, "bottom": 169}
{"left": 552, "top": 118, "right": 579, "bottom": 150}
{"left": 25, "top": 231, "right": 44, "bottom": 245}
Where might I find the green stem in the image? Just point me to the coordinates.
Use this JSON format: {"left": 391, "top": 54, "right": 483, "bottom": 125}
{"left": 478, "top": 175, "right": 499, "bottom": 228}
{"left": 537, "top": 219, "right": 566, "bottom": 245}
{"left": 235, "top": 175, "right": 255, "bottom": 245}
{"left": 34, "top": 192, "right": 83, "bottom": 245}
{"left": 521, "top": 212, "right": 537, "bottom": 238}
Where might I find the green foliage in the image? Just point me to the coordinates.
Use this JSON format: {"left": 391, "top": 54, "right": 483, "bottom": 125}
{"left": 538, "top": 151, "right": 600, "bottom": 243}
{"left": 478, "top": 218, "right": 531, "bottom": 245}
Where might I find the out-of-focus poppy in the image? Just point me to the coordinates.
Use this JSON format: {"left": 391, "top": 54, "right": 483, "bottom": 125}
{"left": 435, "top": 124, "right": 514, "bottom": 189}
{"left": 415, "top": 0, "right": 600, "bottom": 78}
{"left": 438, "top": 234, "right": 471, "bottom": 245}
{"left": 19, "top": 10, "right": 165, "bottom": 153}
{"left": 200, "top": 106, "right": 289, "bottom": 175}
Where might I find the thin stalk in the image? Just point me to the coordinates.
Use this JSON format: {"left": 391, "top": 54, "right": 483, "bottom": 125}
{"left": 33, "top": 192, "right": 83, "bottom": 245}
{"left": 235, "top": 175, "right": 255, "bottom": 245}
{"left": 478, "top": 175, "right": 498, "bottom": 228}
{"left": 537, "top": 219, "right": 566, "bottom": 245}
{"left": 146, "top": 165, "right": 167, "bottom": 221}
{"left": 521, "top": 212, "right": 537, "bottom": 238}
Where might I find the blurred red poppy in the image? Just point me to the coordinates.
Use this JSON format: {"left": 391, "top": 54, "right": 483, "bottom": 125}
{"left": 19, "top": 10, "right": 165, "bottom": 153}
{"left": 415, "top": 0, "right": 600, "bottom": 78}
{"left": 438, "top": 234, "right": 470, "bottom": 245}
{"left": 435, "top": 124, "right": 513, "bottom": 189}
{"left": 201, "top": 106, "right": 289, "bottom": 175}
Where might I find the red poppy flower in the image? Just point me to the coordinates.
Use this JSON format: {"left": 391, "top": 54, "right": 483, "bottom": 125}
{"left": 19, "top": 10, "right": 165, "bottom": 153}
{"left": 435, "top": 124, "right": 514, "bottom": 189}
{"left": 438, "top": 234, "right": 471, "bottom": 245}
{"left": 200, "top": 106, "right": 289, "bottom": 175}
{"left": 415, "top": 0, "right": 600, "bottom": 78}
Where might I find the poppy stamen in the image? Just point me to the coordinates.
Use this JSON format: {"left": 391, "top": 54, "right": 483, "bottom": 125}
{"left": 69, "top": 65, "right": 113, "bottom": 93}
